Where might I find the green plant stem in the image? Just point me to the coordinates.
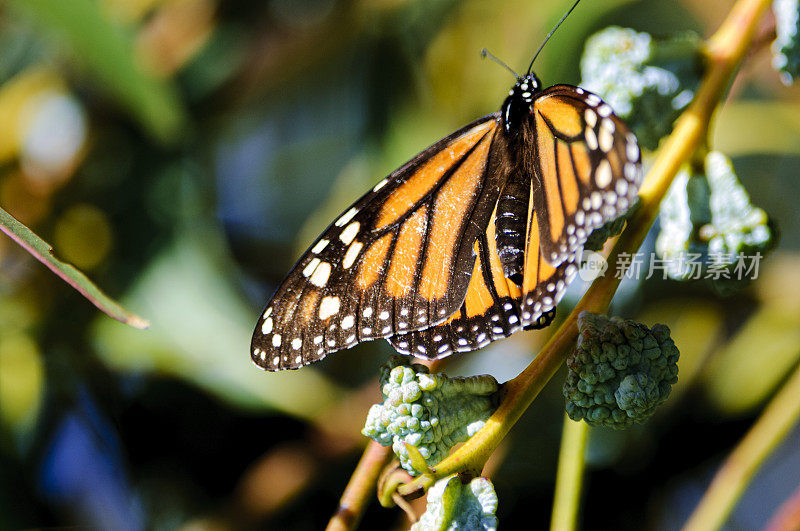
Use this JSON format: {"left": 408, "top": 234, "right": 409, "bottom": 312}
{"left": 550, "top": 415, "right": 590, "bottom": 531}
{"left": 683, "top": 361, "right": 800, "bottom": 531}
{"left": 326, "top": 441, "right": 393, "bottom": 531}
{"left": 398, "top": 0, "right": 772, "bottom": 496}
{"left": 0, "top": 206, "right": 149, "bottom": 329}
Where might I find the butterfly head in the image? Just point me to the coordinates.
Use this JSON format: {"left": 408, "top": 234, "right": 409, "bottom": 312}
{"left": 512, "top": 74, "right": 542, "bottom": 102}
{"left": 501, "top": 73, "right": 542, "bottom": 134}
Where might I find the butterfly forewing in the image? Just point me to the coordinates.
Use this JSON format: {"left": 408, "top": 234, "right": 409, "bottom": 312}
{"left": 528, "top": 85, "right": 642, "bottom": 267}
{"left": 251, "top": 115, "right": 505, "bottom": 370}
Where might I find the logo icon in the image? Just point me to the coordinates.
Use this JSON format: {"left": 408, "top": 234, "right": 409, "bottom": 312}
{"left": 579, "top": 251, "right": 608, "bottom": 282}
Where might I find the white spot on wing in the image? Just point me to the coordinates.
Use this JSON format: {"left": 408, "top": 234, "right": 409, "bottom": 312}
{"left": 261, "top": 317, "right": 273, "bottom": 334}
{"left": 309, "top": 262, "right": 331, "bottom": 287}
{"left": 311, "top": 239, "right": 329, "bottom": 254}
{"left": 595, "top": 159, "right": 612, "bottom": 188}
{"left": 626, "top": 138, "right": 640, "bottom": 161}
{"left": 342, "top": 241, "right": 363, "bottom": 269}
{"left": 585, "top": 128, "right": 598, "bottom": 150}
{"left": 319, "top": 296, "right": 340, "bottom": 319}
{"left": 584, "top": 108, "right": 597, "bottom": 127}
{"left": 599, "top": 126, "right": 613, "bottom": 153}
{"left": 335, "top": 207, "right": 358, "bottom": 227}
{"left": 624, "top": 162, "right": 637, "bottom": 181}
{"left": 303, "top": 257, "right": 321, "bottom": 277}
{"left": 591, "top": 191, "right": 603, "bottom": 210}
{"left": 339, "top": 222, "right": 360, "bottom": 245}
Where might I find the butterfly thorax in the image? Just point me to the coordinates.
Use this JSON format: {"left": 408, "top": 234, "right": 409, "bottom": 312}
{"left": 501, "top": 73, "right": 542, "bottom": 135}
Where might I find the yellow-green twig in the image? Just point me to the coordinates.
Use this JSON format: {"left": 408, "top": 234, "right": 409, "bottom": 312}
{"left": 551, "top": 415, "right": 590, "bottom": 531}
{"left": 326, "top": 441, "right": 393, "bottom": 531}
{"left": 398, "top": 0, "right": 772, "bottom": 497}
{"left": 682, "top": 362, "right": 800, "bottom": 531}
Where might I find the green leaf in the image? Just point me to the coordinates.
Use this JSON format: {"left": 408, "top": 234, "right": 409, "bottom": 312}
{"left": 3, "top": 0, "right": 186, "bottom": 143}
{"left": 0, "top": 206, "right": 149, "bottom": 329}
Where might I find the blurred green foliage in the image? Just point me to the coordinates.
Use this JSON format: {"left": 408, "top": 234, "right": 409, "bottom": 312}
{"left": 0, "top": 0, "right": 798, "bottom": 529}
{"left": 4, "top": 0, "right": 186, "bottom": 143}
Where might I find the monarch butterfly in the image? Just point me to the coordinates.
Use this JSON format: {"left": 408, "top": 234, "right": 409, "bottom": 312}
{"left": 250, "top": 2, "right": 642, "bottom": 371}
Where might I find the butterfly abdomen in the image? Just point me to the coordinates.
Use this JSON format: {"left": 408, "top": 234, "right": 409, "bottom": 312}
{"left": 495, "top": 171, "right": 531, "bottom": 285}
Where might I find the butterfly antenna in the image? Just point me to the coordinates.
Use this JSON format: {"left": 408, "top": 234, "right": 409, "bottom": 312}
{"left": 481, "top": 48, "right": 520, "bottom": 80}
{"left": 527, "top": 0, "right": 582, "bottom": 74}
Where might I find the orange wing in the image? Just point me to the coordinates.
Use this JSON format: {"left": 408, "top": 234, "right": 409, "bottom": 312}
{"left": 389, "top": 205, "right": 522, "bottom": 357}
{"left": 529, "top": 85, "right": 641, "bottom": 266}
{"left": 519, "top": 204, "right": 578, "bottom": 329}
{"left": 390, "top": 200, "right": 577, "bottom": 359}
{"left": 251, "top": 116, "right": 507, "bottom": 370}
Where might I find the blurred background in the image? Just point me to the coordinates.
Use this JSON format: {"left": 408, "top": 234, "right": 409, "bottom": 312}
{"left": 0, "top": 0, "right": 799, "bottom": 529}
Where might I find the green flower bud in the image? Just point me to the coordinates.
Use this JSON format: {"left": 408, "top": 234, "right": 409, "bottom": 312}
{"left": 773, "top": 0, "right": 800, "bottom": 84}
{"left": 656, "top": 151, "right": 776, "bottom": 292}
{"left": 363, "top": 357, "right": 499, "bottom": 475}
{"left": 580, "top": 27, "right": 703, "bottom": 150}
{"left": 564, "top": 312, "right": 680, "bottom": 430}
{"left": 411, "top": 474, "right": 498, "bottom": 531}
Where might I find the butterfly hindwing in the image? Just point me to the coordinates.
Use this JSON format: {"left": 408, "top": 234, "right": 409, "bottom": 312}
{"left": 390, "top": 204, "right": 523, "bottom": 358}
{"left": 529, "top": 85, "right": 642, "bottom": 266}
{"left": 252, "top": 115, "right": 506, "bottom": 370}
{"left": 519, "top": 200, "right": 579, "bottom": 329}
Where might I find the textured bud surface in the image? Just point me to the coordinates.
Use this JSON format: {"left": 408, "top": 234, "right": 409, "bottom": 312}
{"left": 656, "top": 151, "right": 775, "bottom": 292}
{"left": 564, "top": 312, "right": 680, "bottom": 429}
{"left": 773, "top": 0, "right": 800, "bottom": 84}
{"left": 581, "top": 27, "right": 702, "bottom": 150}
{"left": 411, "top": 474, "right": 498, "bottom": 531}
{"left": 363, "top": 357, "right": 499, "bottom": 475}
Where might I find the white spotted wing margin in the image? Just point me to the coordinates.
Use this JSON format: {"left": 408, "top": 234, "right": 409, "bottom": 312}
{"left": 389, "top": 211, "right": 578, "bottom": 360}
{"left": 251, "top": 114, "right": 507, "bottom": 371}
